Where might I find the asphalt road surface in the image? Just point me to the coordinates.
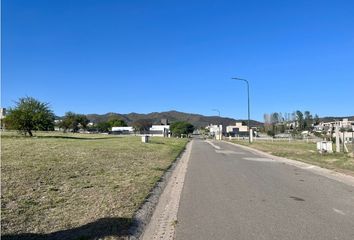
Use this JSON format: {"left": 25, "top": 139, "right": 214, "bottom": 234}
{"left": 175, "top": 139, "right": 354, "bottom": 240}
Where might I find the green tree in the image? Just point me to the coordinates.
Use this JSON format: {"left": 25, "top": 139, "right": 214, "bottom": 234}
{"left": 295, "top": 110, "right": 304, "bottom": 131}
{"left": 170, "top": 121, "right": 194, "bottom": 137}
{"left": 59, "top": 112, "right": 89, "bottom": 133}
{"left": 132, "top": 119, "right": 152, "bottom": 133}
{"left": 4, "top": 97, "right": 54, "bottom": 136}
{"left": 59, "top": 112, "right": 78, "bottom": 133}
{"left": 76, "top": 114, "right": 90, "bottom": 130}
{"left": 314, "top": 114, "right": 320, "bottom": 125}
{"left": 96, "top": 121, "right": 111, "bottom": 133}
{"left": 270, "top": 112, "right": 280, "bottom": 124}
{"left": 59, "top": 112, "right": 90, "bottom": 132}
{"left": 267, "top": 129, "right": 275, "bottom": 137}
{"left": 278, "top": 124, "right": 286, "bottom": 133}
{"left": 108, "top": 118, "right": 127, "bottom": 127}
{"left": 304, "top": 111, "right": 313, "bottom": 130}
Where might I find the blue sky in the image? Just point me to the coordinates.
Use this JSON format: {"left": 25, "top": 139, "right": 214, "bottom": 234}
{"left": 2, "top": 0, "right": 354, "bottom": 121}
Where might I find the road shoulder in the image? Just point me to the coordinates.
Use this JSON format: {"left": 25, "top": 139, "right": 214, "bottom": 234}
{"left": 223, "top": 140, "right": 354, "bottom": 187}
{"left": 137, "top": 140, "right": 193, "bottom": 240}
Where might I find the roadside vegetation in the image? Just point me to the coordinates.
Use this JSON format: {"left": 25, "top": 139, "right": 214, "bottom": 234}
{"left": 1, "top": 131, "right": 188, "bottom": 239}
{"left": 262, "top": 110, "right": 320, "bottom": 137}
{"left": 230, "top": 140, "right": 354, "bottom": 175}
{"left": 170, "top": 121, "right": 195, "bottom": 137}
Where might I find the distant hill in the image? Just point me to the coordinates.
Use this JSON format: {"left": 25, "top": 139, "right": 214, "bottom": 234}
{"left": 56, "top": 111, "right": 354, "bottom": 127}
{"left": 320, "top": 116, "right": 354, "bottom": 122}
{"left": 83, "top": 110, "right": 263, "bottom": 128}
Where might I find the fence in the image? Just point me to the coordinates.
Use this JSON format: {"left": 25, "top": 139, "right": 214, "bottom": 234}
{"left": 227, "top": 136, "right": 322, "bottom": 143}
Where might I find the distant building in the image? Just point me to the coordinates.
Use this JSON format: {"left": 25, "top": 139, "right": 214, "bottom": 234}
{"left": 111, "top": 126, "right": 134, "bottom": 134}
{"left": 0, "top": 108, "right": 6, "bottom": 119}
{"left": 206, "top": 124, "right": 217, "bottom": 134}
{"left": 206, "top": 124, "right": 223, "bottom": 139}
{"left": 111, "top": 119, "right": 170, "bottom": 137}
{"left": 161, "top": 118, "right": 169, "bottom": 125}
{"left": 146, "top": 119, "right": 170, "bottom": 137}
{"left": 342, "top": 131, "right": 354, "bottom": 143}
{"left": 0, "top": 108, "right": 6, "bottom": 130}
{"left": 149, "top": 125, "right": 170, "bottom": 137}
{"left": 54, "top": 119, "right": 62, "bottom": 131}
{"left": 226, "top": 122, "right": 248, "bottom": 136}
{"left": 314, "top": 118, "right": 354, "bottom": 134}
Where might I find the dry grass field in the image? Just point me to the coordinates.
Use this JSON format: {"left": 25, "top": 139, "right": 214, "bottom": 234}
{"left": 1, "top": 131, "right": 188, "bottom": 240}
{"left": 230, "top": 140, "right": 354, "bottom": 175}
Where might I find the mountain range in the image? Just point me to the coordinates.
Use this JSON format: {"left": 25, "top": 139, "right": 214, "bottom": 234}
{"left": 57, "top": 111, "right": 353, "bottom": 128}
{"left": 84, "top": 111, "right": 263, "bottom": 128}
{"left": 319, "top": 116, "right": 354, "bottom": 122}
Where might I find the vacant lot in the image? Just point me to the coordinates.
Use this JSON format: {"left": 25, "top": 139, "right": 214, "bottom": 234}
{"left": 230, "top": 140, "right": 354, "bottom": 175}
{"left": 1, "top": 132, "right": 188, "bottom": 239}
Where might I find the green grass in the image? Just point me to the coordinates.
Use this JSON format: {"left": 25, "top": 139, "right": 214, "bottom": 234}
{"left": 230, "top": 140, "right": 354, "bottom": 175}
{"left": 1, "top": 131, "right": 188, "bottom": 239}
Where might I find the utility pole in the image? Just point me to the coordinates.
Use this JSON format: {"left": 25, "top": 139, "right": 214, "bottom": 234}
{"left": 335, "top": 121, "right": 340, "bottom": 153}
{"left": 352, "top": 131, "right": 354, "bottom": 157}
{"left": 232, "top": 77, "right": 252, "bottom": 143}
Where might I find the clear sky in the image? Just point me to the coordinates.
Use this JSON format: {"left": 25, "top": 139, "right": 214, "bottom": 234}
{"left": 2, "top": 0, "right": 354, "bottom": 121}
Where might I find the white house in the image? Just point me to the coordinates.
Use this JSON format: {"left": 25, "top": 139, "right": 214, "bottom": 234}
{"left": 206, "top": 124, "right": 219, "bottom": 134}
{"left": 111, "top": 126, "right": 134, "bottom": 134}
{"left": 226, "top": 122, "right": 248, "bottom": 136}
{"left": 149, "top": 125, "right": 170, "bottom": 137}
{"left": 206, "top": 124, "right": 223, "bottom": 140}
{"left": 0, "top": 108, "right": 6, "bottom": 130}
{"left": 314, "top": 118, "right": 354, "bottom": 134}
{"left": 341, "top": 131, "right": 354, "bottom": 143}
{"left": 0, "top": 108, "right": 6, "bottom": 119}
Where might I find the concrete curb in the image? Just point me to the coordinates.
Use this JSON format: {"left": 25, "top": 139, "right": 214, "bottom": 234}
{"left": 222, "top": 140, "right": 354, "bottom": 187}
{"left": 139, "top": 140, "right": 193, "bottom": 240}
{"left": 128, "top": 140, "right": 191, "bottom": 240}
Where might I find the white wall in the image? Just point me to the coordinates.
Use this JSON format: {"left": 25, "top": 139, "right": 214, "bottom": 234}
{"left": 150, "top": 125, "right": 170, "bottom": 131}
{"left": 112, "top": 126, "right": 134, "bottom": 132}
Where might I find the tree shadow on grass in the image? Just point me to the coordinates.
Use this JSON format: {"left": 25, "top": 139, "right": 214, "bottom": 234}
{"left": 35, "top": 136, "right": 120, "bottom": 140}
{"left": 1, "top": 135, "right": 121, "bottom": 140}
{"left": 1, "top": 217, "right": 131, "bottom": 240}
{"left": 148, "top": 140, "right": 165, "bottom": 145}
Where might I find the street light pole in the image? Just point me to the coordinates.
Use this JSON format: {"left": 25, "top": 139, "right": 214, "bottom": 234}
{"left": 232, "top": 77, "right": 251, "bottom": 143}
{"left": 212, "top": 109, "right": 220, "bottom": 117}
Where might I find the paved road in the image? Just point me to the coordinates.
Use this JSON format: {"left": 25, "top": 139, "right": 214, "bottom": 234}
{"left": 175, "top": 139, "right": 354, "bottom": 240}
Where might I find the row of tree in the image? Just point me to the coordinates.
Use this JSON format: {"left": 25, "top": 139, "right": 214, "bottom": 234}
{"left": 58, "top": 112, "right": 90, "bottom": 133}
{"left": 263, "top": 110, "right": 320, "bottom": 136}
{"left": 3, "top": 97, "right": 195, "bottom": 137}
{"left": 58, "top": 113, "right": 129, "bottom": 133}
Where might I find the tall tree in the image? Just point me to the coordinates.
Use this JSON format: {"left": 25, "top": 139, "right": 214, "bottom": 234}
{"left": 304, "top": 111, "right": 313, "bottom": 130}
{"left": 270, "top": 113, "right": 280, "bottom": 124}
{"left": 4, "top": 97, "right": 55, "bottom": 136}
{"left": 263, "top": 114, "right": 271, "bottom": 125}
{"left": 108, "top": 118, "right": 127, "bottom": 127}
{"left": 76, "top": 114, "right": 90, "bottom": 130}
{"left": 96, "top": 121, "right": 111, "bottom": 133}
{"left": 59, "top": 112, "right": 78, "bottom": 133}
{"left": 314, "top": 114, "right": 320, "bottom": 125}
{"left": 170, "top": 121, "right": 195, "bottom": 137}
{"left": 132, "top": 119, "right": 152, "bottom": 133}
{"left": 59, "top": 112, "right": 89, "bottom": 133}
{"left": 295, "top": 110, "right": 304, "bottom": 131}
